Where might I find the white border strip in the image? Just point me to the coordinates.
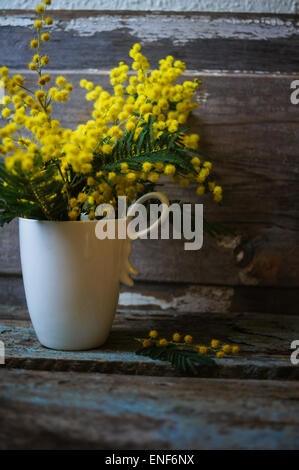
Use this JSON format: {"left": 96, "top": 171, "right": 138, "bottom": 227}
{"left": 0, "top": 0, "right": 297, "bottom": 14}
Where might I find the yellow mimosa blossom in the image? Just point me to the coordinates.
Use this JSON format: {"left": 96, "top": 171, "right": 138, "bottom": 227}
{"left": 36, "top": 4, "right": 45, "bottom": 13}
{"left": 164, "top": 164, "right": 176, "bottom": 175}
{"left": 2, "top": 108, "right": 11, "bottom": 118}
{"left": 41, "top": 33, "right": 50, "bottom": 41}
{"left": 222, "top": 344, "right": 231, "bottom": 353}
{"left": 198, "top": 346, "right": 207, "bottom": 355}
{"left": 196, "top": 185, "right": 205, "bottom": 195}
{"left": 30, "top": 39, "right": 38, "bottom": 48}
{"left": 211, "top": 339, "right": 220, "bottom": 348}
{"left": 184, "top": 335, "right": 193, "bottom": 344}
{"left": 149, "top": 330, "right": 159, "bottom": 339}
{"left": 172, "top": 332, "right": 181, "bottom": 342}
{"left": 34, "top": 20, "right": 43, "bottom": 29}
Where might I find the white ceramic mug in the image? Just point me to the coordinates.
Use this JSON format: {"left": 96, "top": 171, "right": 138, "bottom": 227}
{"left": 19, "top": 191, "right": 169, "bottom": 350}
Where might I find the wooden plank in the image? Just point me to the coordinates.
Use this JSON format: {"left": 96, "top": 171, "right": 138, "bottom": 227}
{"left": 0, "top": 368, "right": 299, "bottom": 449}
{"left": 0, "top": 276, "right": 26, "bottom": 307}
{"left": 1, "top": 11, "right": 299, "bottom": 72}
{"left": 0, "top": 72, "right": 298, "bottom": 292}
{"left": 1, "top": 310, "right": 298, "bottom": 379}
{"left": 1, "top": 278, "right": 299, "bottom": 315}
{"left": 119, "top": 283, "right": 299, "bottom": 315}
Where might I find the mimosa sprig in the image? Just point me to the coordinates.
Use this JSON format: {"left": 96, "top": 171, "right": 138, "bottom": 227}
{"left": 0, "top": 0, "right": 223, "bottom": 226}
{"left": 135, "top": 330, "right": 240, "bottom": 375}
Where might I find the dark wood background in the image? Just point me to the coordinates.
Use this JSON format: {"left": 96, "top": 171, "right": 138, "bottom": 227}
{"left": 0, "top": 10, "right": 298, "bottom": 314}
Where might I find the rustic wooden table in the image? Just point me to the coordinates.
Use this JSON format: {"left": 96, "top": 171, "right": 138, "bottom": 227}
{"left": 1, "top": 305, "right": 299, "bottom": 450}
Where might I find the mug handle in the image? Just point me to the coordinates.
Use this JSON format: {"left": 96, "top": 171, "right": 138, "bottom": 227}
{"left": 120, "top": 191, "right": 170, "bottom": 287}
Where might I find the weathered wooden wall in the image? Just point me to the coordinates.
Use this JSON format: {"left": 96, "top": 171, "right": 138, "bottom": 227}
{"left": 0, "top": 11, "right": 298, "bottom": 313}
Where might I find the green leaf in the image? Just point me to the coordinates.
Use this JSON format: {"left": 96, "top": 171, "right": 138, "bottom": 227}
{"left": 136, "top": 345, "right": 215, "bottom": 376}
{"left": 0, "top": 161, "right": 68, "bottom": 225}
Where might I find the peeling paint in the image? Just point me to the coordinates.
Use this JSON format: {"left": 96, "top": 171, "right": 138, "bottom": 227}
{"left": 0, "top": 16, "right": 33, "bottom": 28}
{"left": 7, "top": 69, "right": 298, "bottom": 77}
{"left": 119, "top": 292, "right": 172, "bottom": 309}
{"left": 0, "top": 13, "right": 298, "bottom": 45}
{"left": 236, "top": 250, "right": 245, "bottom": 263}
{"left": 216, "top": 234, "right": 242, "bottom": 251}
{"left": 62, "top": 16, "right": 299, "bottom": 43}
{"left": 120, "top": 286, "right": 234, "bottom": 312}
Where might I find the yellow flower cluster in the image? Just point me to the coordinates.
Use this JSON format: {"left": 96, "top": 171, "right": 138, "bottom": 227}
{"left": 0, "top": 1, "right": 75, "bottom": 181}
{"left": 0, "top": 0, "right": 223, "bottom": 223}
{"left": 141, "top": 331, "right": 240, "bottom": 358}
{"left": 79, "top": 44, "right": 199, "bottom": 149}
{"left": 66, "top": 43, "right": 222, "bottom": 211}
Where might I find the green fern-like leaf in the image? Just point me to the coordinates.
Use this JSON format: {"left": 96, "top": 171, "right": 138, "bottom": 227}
{"left": 136, "top": 345, "right": 215, "bottom": 376}
{"left": 0, "top": 161, "right": 68, "bottom": 226}
{"left": 92, "top": 119, "right": 205, "bottom": 177}
{"left": 102, "top": 149, "right": 195, "bottom": 174}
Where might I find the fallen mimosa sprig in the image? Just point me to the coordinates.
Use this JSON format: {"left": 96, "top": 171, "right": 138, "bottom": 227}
{"left": 135, "top": 330, "right": 240, "bottom": 375}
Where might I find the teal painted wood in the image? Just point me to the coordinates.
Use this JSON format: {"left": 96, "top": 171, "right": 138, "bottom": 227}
{"left": 1, "top": 309, "right": 299, "bottom": 449}
{"left": 1, "top": 369, "right": 299, "bottom": 450}
{"left": 1, "top": 308, "right": 299, "bottom": 379}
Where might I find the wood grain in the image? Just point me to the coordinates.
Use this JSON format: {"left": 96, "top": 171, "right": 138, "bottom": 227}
{"left": 0, "top": 72, "right": 298, "bottom": 293}
{"left": 1, "top": 11, "right": 299, "bottom": 72}
{"left": 1, "top": 279, "right": 299, "bottom": 315}
{"left": 1, "top": 369, "right": 299, "bottom": 450}
{"left": 1, "top": 309, "right": 299, "bottom": 379}
{"left": 0, "top": 11, "right": 298, "bottom": 311}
